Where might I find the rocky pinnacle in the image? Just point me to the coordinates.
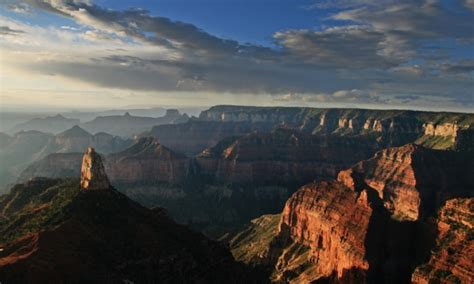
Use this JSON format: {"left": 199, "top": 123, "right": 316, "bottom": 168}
{"left": 80, "top": 147, "right": 110, "bottom": 190}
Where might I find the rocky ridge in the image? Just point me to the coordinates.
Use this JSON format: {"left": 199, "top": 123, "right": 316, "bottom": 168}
{"left": 0, "top": 150, "right": 263, "bottom": 283}
{"left": 412, "top": 198, "right": 474, "bottom": 284}
{"left": 229, "top": 144, "right": 473, "bottom": 283}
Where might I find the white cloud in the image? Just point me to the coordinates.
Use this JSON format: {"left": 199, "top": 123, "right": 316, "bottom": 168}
{"left": 0, "top": 0, "right": 473, "bottom": 111}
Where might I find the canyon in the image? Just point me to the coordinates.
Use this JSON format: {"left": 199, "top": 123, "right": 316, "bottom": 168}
{"left": 1, "top": 106, "right": 472, "bottom": 283}
{"left": 0, "top": 126, "right": 132, "bottom": 193}
{"left": 229, "top": 143, "right": 473, "bottom": 283}
{"left": 0, "top": 148, "right": 262, "bottom": 283}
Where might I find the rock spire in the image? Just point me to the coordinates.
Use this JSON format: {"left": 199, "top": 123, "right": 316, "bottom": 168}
{"left": 80, "top": 147, "right": 110, "bottom": 190}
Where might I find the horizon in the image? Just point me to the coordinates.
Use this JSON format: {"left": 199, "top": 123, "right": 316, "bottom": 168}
{"left": 1, "top": 0, "right": 473, "bottom": 112}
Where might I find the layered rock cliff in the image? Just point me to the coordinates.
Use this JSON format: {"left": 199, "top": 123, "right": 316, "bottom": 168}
{"left": 106, "top": 137, "right": 190, "bottom": 184}
{"left": 412, "top": 198, "right": 474, "bottom": 284}
{"left": 229, "top": 144, "right": 473, "bottom": 283}
{"left": 197, "top": 128, "right": 378, "bottom": 185}
{"left": 146, "top": 120, "right": 275, "bottom": 155}
{"left": 275, "top": 182, "right": 372, "bottom": 283}
{"left": 200, "top": 105, "right": 474, "bottom": 150}
{"left": 338, "top": 144, "right": 473, "bottom": 221}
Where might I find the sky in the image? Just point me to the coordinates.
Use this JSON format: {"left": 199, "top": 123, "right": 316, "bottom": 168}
{"left": 0, "top": 0, "right": 473, "bottom": 112}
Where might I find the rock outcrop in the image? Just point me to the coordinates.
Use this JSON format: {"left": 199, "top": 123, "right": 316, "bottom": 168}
{"left": 199, "top": 105, "right": 473, "bottom": 150}
{"left": 106, "top": 137, "right": 190, "bottom": 184}
{"left": 229, "top": 144, "right": 473, "bottom": 283}
{"left": 146, "top": 120, "right": 274, "bottom": 155}
{"left": 412, "top": 198, "right": 474, "bottom": 284}
{"left": 338, "top": 144, "right": 473, "bottom": 221}
{"left": 80, "top": 147, "right": 110, "bottom": 190}
{"left": 197, "top": 128, "right": 378, "bottom": 185}
{"left": 0, "top": 127, "right": 131, "bottom": 193}
{"left": 275, "top": 182, "right": 372, "bottom": 283}
{"left": 0, "top": 177, "right": 263, "bottom": 283}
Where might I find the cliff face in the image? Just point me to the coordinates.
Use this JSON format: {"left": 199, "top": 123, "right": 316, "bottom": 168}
{"left": 230, "top": 144, "right": 473, "bottom": 283}
{"left": 200, "top": 105, "right": 474, "bottom": 149}
{"left": 197, "top": 129, "right": 378, "bottom": 185}
{"left": 146, "top": 120, "right": 274, "bottom": 155}
{"left": 338, "top": 144, "right": 473, "bottom": 221}
{"left": 276, "top": 182, "right": 372, "bottom": 283}
{"left": 412, "top": 198, "right": 474, "bottom": 284}
{"left": 106, "top": 137, "right": 190, "bottom": 184}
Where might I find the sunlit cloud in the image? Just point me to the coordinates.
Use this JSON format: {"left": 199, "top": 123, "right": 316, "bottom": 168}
{"left": 0, "top": 0, "right": 473, "bottom": 111}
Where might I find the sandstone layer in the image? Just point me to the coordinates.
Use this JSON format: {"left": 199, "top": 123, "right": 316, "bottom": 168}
{"left": 230, "top": 144, "right": 473, "bottom": 283}
{"left": 412, "top": 198, "right": 474, "bottom": 284}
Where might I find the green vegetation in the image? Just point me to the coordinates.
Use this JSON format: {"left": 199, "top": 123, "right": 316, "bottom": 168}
{"left": 415, "top": 135, "right": 455, "bottom": 150}
{"left": 0, "top": 178, "right": 80, "bottom": 244}
{"left": 228, "top": 214, "right": 280, "bottom": 263}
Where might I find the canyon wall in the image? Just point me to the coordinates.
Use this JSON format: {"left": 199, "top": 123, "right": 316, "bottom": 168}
{"left": 230, "top": 144, "right": 473, "bottom": 283}
{"left": 412, "top": 198, "right": 474, "bottom": 284}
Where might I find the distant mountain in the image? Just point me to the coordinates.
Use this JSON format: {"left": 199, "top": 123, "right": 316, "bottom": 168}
{"left": 9, "top": 114, "right": 80, "bottom": 134}
{"left": 0, "top": 149, "right": 260, "bottom": 283}
{"left": 0, "top": 126, "right": 132, "bottom": 194}
{"left": 62, "top": 106, "right": 203, "bottom": 122}
{"left": 0, "top": 133, "right": 12, "bottom": 148}
{"left": 80, "top": 109, "right": 189, "bottom": 137}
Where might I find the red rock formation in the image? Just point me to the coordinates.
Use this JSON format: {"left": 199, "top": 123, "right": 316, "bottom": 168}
{"left": 337, "top": 144, "right": 473, "bottom": 221}
{"left": 412, "top": 198, "right": 474, "bottom": 284}
{"left": 106, "top": 137, "right": 190, "bottom": 184}
{"left": 230, "top": 143, "right": 473, "bottom": 283}
{"left": 197, "top": 129, "right": 377, "bottom": 185}
{"left": 80, "top": 147, "right": 110, "bottom": 190}
{"left": 277, "top": 181, "right": 372, "bottom": 282}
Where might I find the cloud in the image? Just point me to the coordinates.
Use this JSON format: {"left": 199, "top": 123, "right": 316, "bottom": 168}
{"left": 6, "top": 3, "right": 31, "bottom": 14}
{"left": 1, "top": 0, "right": 473, "bottom": 111}
{"left": 0, "top": 26, "right": 24, "bottom": 35}
{"left": 440, "top": 60, "right": 474, "bottom": 74}
{"left": 274, "top": 26, "right": 396, "bottom": 68}
{"left": 21, "top": 0, "right": 275, "bottom": 60}
{"left": 464, "top": 0, "right": 474, "bottom": 10}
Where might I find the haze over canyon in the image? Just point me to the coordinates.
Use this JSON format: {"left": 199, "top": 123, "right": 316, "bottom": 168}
{"left": 1, "top": 0, "right": 473, "bottom": 283}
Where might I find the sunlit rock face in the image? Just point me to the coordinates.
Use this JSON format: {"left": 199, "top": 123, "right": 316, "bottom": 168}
{"left": 229, "top": 143, "right": 473, "bottom": 283}
{"left": 278, "top": 181, "right": 372, "bottom": 282}
{"left": 80, "top": 147, "right": 110, "bottom": 190}
{"left": 412, "top": 198, "right": 474, "bottom": 284}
